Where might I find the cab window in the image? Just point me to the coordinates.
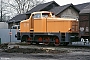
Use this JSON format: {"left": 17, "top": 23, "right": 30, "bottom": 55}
{"left": 32, "top": 13, "right": 41, "bottom": 18}
{"left": 42, "top": 13, "right": 50, "bottom": 18}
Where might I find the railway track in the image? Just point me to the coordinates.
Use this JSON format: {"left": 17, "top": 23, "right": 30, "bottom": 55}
{"left": 27, "top": 43, "right": 90, "bottom": 48}
{"left": 5, "top": 43, "right": 90, "bottom": 54}
{"left": 7, "top": 42, "right": 90, "bottom": 49}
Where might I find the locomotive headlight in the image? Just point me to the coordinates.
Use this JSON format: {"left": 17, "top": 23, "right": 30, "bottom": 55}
{"left": 68, "top": 28, "right": 71, "bottom": 31}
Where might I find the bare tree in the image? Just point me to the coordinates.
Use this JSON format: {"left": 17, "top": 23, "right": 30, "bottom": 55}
{"left": 0, "top": 0, "right": 11, "bottom": 21}
{"left": 0, "top": 0, "right": 45, "bottom": 20}
{"left": 7, "top": 0, "right": 45, "bottom": 14}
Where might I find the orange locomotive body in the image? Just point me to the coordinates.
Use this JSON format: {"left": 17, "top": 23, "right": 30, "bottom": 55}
{"left": 16, "top": 11, "right": 79, "bottom": 46}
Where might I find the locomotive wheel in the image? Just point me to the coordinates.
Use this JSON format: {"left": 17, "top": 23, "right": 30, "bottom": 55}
{"left": 44, "top": 37, "right": 50, "bottom": 45}
{"left": 27, "top": 37, "right": 32, "bottom": 44}
{"left": 54, "top": 37, "right": 60, "bottom": 46}
{"left": 38, "top": 37, "right": 43, "bottom": 42}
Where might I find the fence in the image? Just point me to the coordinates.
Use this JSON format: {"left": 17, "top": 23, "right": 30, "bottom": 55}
{"left": 0, "top": 29, "right": 20, "bottom": 44}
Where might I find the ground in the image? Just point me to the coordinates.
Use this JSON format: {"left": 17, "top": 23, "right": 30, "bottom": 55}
{"left": 0, "top": 43, "right": 90, "bottom": 60}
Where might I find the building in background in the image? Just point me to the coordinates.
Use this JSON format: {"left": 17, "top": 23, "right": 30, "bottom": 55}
{"left": 0, "top": 22, "right": 8, "bottom": 29}
{"left": 8, "top": 1, "right": 90, "bottom": 28}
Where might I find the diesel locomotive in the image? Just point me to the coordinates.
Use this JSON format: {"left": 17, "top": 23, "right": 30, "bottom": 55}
{"left": 16, "top": 11, "right": 79, "bottom": 46}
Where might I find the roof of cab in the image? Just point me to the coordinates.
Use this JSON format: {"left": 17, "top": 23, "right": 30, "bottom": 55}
{"left": 20, "top": 19, "right": 29, "bottom": 23}
{"left": 32, "top": 11, "right": 52, "bottom": 14}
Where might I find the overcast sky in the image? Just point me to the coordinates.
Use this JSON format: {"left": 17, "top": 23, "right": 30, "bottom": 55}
{"left": 46, "top": 0, "right": 90, "bottom": 6}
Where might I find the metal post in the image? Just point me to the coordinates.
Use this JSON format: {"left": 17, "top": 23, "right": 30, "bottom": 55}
{"left": 10, "top": 29, "right": 11, "bottom": 43}
{"left": 1, "top": 0, "right": 2, "bottom": 21}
